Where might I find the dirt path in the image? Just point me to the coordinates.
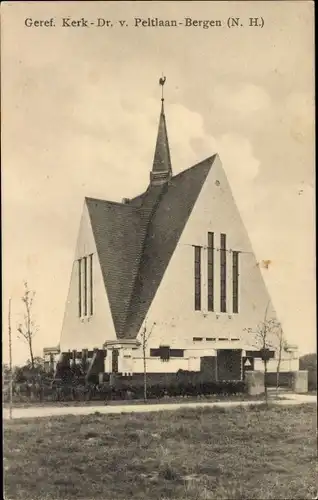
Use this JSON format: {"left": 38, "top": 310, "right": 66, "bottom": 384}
{"left": 3, "top": 393, "right": 316, "bottom": 420}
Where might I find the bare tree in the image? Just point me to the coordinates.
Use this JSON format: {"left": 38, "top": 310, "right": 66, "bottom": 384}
{"left": 245, "top": 303, "right": 278, "bottom": 404}
{"left": 273, "top": 322, "right": 287, "bottom": 398}
{"left": 17, "top": 282, "right": 38, "bottom": 371}
{"left": 139, "top": 321, "right": 156, "bottom": 403}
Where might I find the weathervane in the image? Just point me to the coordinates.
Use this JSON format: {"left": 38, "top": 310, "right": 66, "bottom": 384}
{"left": 159, "top": 74, "right": 166, "bottom": 101}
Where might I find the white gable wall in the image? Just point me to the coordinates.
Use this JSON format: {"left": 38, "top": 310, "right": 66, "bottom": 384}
{"left": 140, "top": 155, "right": 277, "bottom": 355}
{"left": 60, "top": 202, "right": 116, "bottom": 352}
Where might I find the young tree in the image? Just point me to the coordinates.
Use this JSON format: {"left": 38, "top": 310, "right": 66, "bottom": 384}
{"left": 139, "top": 321, "right": 156, "bottom": 403}
{"left": 273, "top": 322, "right": 287, "bottom": 398}
{"left": 17, "top": 282, "right": 38, "bottom": 371}
{"left": 245, "top": 303, "right": 279, "bottom": 404}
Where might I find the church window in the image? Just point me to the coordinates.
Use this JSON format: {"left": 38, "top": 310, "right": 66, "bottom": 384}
{"left": 78, "top": 254, "right": 94, "bottom": 318}
{"left": 194, "top": 246, "right": 201, "bottom": 310}
{"left": 78, "top": 259, "right": 82, "bottom": 317}
{"left": 220, "top": 234, "right": 227, "bottom": 312}
{"left": 207, "top": 232, "right": 214, "bottom": 311}
{"left": 170, "top": 349, "right": 184, "bottom": 357}
{"left": 232, "top": 251, "right": 239, "bottom": 313}
{"left": 150, "top": 347, "right": 184, "bottom": 359}
{"left": 150, "top": 348, "right": 160, "bottom": 357}
{"left": 150, "top": 346, "right": 169, "bottom": 361}
{"left": 89, "top": 254, "right": 93, "bottom": 316}
{"left": 83, "top": 256, "right": 88, "bottom": 316}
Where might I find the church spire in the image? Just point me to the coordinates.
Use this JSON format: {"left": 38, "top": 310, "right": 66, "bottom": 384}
{"left": 150, "top": 76, "right": 172, "bottom": 186}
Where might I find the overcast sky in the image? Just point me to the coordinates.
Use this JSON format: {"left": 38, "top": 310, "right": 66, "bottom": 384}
{"left": 2, "top": 1, "right": 315, "bottom": 365}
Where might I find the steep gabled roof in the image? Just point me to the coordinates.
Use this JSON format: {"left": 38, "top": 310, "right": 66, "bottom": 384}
{"left": 124, "top": 155, "right": 216, "bottom": 338}
{"left": 86, "top": 155, "right": 216, "bottom": 339}
{"left": 86, "top": 198, "right": 143, "bottom": 337}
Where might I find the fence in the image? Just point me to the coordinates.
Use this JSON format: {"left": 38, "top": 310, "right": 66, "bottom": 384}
{"left": 265, "top": 370, "right": 316, "bottom": 391}
{"left": 265, "top": 372, "right": 293, "bottom": 388}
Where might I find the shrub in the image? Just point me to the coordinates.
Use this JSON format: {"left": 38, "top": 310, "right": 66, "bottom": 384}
{"left": 111, "top": 377, "right": 246, "bottom": 399}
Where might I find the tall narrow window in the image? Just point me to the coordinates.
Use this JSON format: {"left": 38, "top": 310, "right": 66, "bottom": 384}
{"left": 83, "top": 256, "right": 88, "bottom": 316}
{"left": 207, "top": 232, "right": 214, "bottom": 311}
{"left": 232, "top": 251, "right": 239, "bottom": 313}
{"left": 220, "top": 233, "right": 227, "bottom": 312}
{"left": 194, "top": 246, "right": 201, "bottom": 310}
{"left": 89, "top": 254, "right": 93, "bottom": 316}
{"left": 78, "top": 259, "right": 82, "bottom": 317}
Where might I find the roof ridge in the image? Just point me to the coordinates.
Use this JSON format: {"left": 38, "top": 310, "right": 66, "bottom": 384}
{"left": 85, "top": 197, "right": 138, "bottom": 209}
{"left": 121, "top": 184, "right": 169, "bottom": 335}
{"left": 171, "top": 154, "right": 217, "bottom": 182}
{"left": 130, "top": 156, "right": 217, "bottom": 206}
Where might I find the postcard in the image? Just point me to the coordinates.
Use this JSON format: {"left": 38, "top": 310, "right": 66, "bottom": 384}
{"left": 2, "top": 2, "right": 316, "bottom": 500}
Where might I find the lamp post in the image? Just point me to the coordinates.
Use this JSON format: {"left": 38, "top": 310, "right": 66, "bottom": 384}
{"left": 8, "top": 298, "right": 13, "bottom": 420}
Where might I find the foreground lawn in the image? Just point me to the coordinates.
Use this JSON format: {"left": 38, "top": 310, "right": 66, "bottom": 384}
{"left": 4, "top": 404, "right": 317, "bottom": 500}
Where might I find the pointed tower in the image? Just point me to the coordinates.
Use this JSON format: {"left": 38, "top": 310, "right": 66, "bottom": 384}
{"left": 150, "top": 76, "right": 172, "bottom": 186}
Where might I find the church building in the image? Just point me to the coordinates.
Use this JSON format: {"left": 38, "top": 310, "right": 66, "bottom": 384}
{"left": 46, "top": 82, "right": 299, "bottom": 381}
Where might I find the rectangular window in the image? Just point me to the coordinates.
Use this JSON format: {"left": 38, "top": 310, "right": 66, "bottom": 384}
{"left": 232, "top": 251, "right": 239, "bottom": 314}
{"left": 207, "top": 232, "right": 214, "bottom": 311}
{"left": 78, "top": 259, "right": 82, "bottom": 317}
{"left": 170, "top": 349, "right": 184, "bottom": 358}
{"left": 194, "top": 246, "right": 201, "bottom": 310}
{"left": 220, "top": 234, "right": 227, "bottom": 312}
{"left": 193, "top": 337, "right": 203, "bottom": 342}
{"left": 89, "top": 254, "right": 93, "bottom": 316}
{"left": 246, "top": 350, "right": 275, "bottom": 360}
{"left": 83, "top": 256, "right": 88, "bottom": 316}
{"left": 150, "top": 346, "right": 185, "bottom": 360}
{"left": 206, "top": 338, "right": 216, "bottom": 341}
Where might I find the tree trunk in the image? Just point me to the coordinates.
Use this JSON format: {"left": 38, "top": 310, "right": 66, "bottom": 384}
{"left": 264, "top": 359, "right": 268, "bottom": 404}
{"left": 143, "top": 344, "right": 147, "bottom": 403}
{"left": 276, "top": 361, "right": 281, "bottom": 399}
{"left": 29, "top": 337, "right": 35, "bottom": 370}
{"left": 276, "top": 339, "right": 283, "bottom": 399}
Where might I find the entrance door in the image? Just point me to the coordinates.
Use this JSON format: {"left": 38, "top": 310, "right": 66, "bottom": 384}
{"left": 217, "top": 349, "right": 242, "bottom": 381}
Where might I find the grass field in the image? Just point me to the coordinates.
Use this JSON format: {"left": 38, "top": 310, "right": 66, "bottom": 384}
{"left": 4, "top": 404, "right": 317, "bottom": 500}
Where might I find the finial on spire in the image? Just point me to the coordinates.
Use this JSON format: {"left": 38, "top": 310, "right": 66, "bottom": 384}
{"left": 150, "top": 75, "right": 172, "bottom": 185}
{"left": 159, "top": 74, "right": 166, "bottom": 102}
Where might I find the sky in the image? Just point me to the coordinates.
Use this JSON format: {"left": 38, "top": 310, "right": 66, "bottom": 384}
{"left": 2, "top": 1, "right": 315, "bottom": 366}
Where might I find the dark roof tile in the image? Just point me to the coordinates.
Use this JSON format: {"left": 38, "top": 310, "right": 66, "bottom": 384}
{"left": 86, "top": 155, "right": 216, "bottom": 339}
